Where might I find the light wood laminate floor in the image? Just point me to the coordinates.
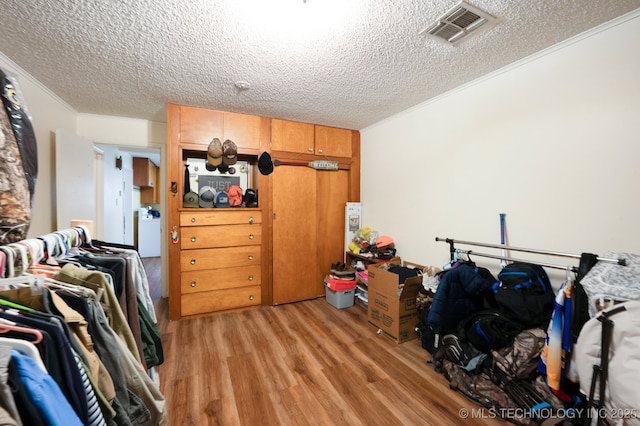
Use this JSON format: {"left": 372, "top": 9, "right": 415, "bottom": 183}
{"left": 142, "top": 257, "right": 505, "bottom": 426}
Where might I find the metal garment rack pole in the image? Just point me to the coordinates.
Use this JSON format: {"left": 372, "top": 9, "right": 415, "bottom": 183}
{"left": 435, "top": 237, "right": 626, "bottom": 267}
{"left": 453, "top": 249, "right": 577, "bottom": 271}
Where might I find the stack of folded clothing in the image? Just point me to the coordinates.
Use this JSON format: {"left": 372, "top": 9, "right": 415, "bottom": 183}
{"left": 327, "top": 262, "right": 356, "bottom": 290}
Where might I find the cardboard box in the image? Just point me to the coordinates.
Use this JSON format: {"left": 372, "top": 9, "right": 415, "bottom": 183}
{"left": 367, "top": 260, "right": 429, "bottom": 343}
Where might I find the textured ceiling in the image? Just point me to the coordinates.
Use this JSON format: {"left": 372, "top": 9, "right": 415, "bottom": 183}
{"left": 1, "top": 0, "right": 639, "bottom": 130}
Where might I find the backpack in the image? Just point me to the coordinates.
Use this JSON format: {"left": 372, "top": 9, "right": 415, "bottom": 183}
{"left": 493, "top": 262, "right": 555, "bottom": 328}
{"left": 575, "top": 301, "right": 640, "bottom": 425}
{"left": 415, "top": 305, "right": 441, "bottom": 354}
{"left": 457, "top": 308, "right": 524, "bottom": 353}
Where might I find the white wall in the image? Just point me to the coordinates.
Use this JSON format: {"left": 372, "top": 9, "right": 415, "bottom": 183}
{"left": 360, "top": 11, "right": 640, "bottom": 282}
{"left": 0, "top": 53, "right": 77, "bottom": 237}
{"left": 77, "top": 113, "right": 166, "bottom": 148}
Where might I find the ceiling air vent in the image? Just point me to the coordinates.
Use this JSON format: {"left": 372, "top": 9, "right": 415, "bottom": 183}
{"left": 420, "top": 1, "right": 494, "bottom": 44}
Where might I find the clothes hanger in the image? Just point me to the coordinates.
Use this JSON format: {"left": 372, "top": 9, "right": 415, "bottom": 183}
{"left": 45, "top": 276, "right": 101, "bottom": 301}
{"left": 0, "top": 273, "right": 42, "bottom": 290}
{"left": 0, "top": 318, "right": 43, "bottom": 344}
{"left": 0, "top": 246, "right": 15, "bottom": 278}
{"left": 0, "top": 337, "right": 47, "bottom": 372}
{"left": 7, "top": 243, "right": 29, "bottom": 275}
{"left": 0, "top": 250, "right": 5, "bottom": 279}
{"left": 16, "top": 239, "right": 45, "bottom": 267}
{"left": 0, "top": 271, "right": 100, "bottom": 301}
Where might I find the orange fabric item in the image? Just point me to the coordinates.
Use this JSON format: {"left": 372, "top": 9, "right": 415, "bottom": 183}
{"left": 227, "top": 185, "right": 243, "bottom": 206}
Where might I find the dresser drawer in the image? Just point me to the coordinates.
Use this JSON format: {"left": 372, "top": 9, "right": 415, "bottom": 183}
{"left": 180, "top": 224, "right": 261, "bottom": 249}
{"left": 180, "top": 245, "right": 261, "bottom": 271}
{"left": 181, "top": 265, "right": 261, "bottom": 294}
{"left": 180, "top": 211, "right": 262, "bottom": 227}
{"left": 181, "top": 285, "right": 262, "bottom": 316}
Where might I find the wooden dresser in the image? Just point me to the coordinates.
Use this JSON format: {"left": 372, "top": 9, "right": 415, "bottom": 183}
{"left": 178, "top": 210, "right": 262, "bottom": 316}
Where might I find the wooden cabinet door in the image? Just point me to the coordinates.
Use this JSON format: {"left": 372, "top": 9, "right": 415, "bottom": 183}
{"left": 315, "top": 125, "right": 353, "bottom": 158}
{"left": 179, "top": 106, "right": 223, "bottom": 146}
{"left": 133, "top": 158, "right": 154, "bottom": 187}
{"left": 223, "top": 111, "right": 261, "bottom": 151}
{"left": 316, "top": 170, "right": 349, "bottom": 290}
{"left": 271, "top": 119, "right": 315, "bottom": 154}
{"left": 272, "top": 166, "right": 318, "bottom": 304}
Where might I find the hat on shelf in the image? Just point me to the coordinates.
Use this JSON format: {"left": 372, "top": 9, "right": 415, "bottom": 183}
{"left": 222, "top": 139, "right": 238, "bottom": 166}
{"left": 258, "top": 152, "right": 274, "bottom": 175}
{"left": 215, "top": 191, "right": 230, "bottom": 208}
{"left": 198, "top": 186, "right": 216, "bottom": 208}
{"left": 207, "top": 138, "right": 223, "bottom": 167}
{"left": 243, "top": 188, "right": 257, "bottom": 207}
{"left": 183, "top": 191, "right": 198, "bottom": 208}
{"left": 227, "top": 185, "right": 243, "bottom": 207}
{"left": 376, "top": 235, "right": 394, "bottom": 249}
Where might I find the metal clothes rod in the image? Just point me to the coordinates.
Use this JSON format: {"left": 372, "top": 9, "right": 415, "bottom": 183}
{"left": 435, "top": 237, "right": 626, "bottom": 266}
{"left": 455, "top": 249, "right": 577, "bottom": 272}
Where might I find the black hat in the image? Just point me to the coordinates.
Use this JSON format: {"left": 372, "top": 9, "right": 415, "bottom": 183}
{"left": 243, "top": 188, "right": 258, "bottom": 207}
{"left": 258, "top": 152, "right": 273, "bottom": 175}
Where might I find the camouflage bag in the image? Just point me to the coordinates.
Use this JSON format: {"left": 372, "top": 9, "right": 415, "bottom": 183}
{"left": 0, "top": 69, "right": 37, "bottom": 244}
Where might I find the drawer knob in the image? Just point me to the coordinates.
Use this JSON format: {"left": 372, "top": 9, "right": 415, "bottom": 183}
{"left": 307, "top": 147, "right": 313, "bottom": 152}
{"left": 249, "top": 295, "right": 254, "bottom": 300}
{"left": 248, "top": 275, "right": 254, "bottom": 281}
{"left": 249, "top": 234, "right": 254, "bottom": 240}
{"left": 191, "top": 217, "right": 196, "bottom": 223}
{"left": 317, "top": 148, "right": 323, "bottom": 154}
{"left": 248, "top": 217, "right": 254, "bottom": 224}
{"left": 191, "top": 236, "right": 196, "bottom": 242}
{"left": 190, "top": 259, "right": 196, "bottom": 265}
{"left": 248, "top": 255, "right": 253, "bottom": 261}
{"left": 190, "top": 281, "right": 196, "bottom": 287}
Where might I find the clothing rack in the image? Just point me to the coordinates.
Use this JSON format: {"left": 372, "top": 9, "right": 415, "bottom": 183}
{"left": 435, "top": 237, "right": 626, "bottom": 271}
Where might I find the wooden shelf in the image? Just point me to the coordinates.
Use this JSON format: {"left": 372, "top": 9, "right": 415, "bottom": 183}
{"left": 346, "top": 251, "right": 397, "bottom": 265}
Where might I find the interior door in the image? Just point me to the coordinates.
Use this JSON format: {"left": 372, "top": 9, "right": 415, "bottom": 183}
{"left": 272, "top": 166, "right": 318, "bottom": 304}
{"left": 316, "top": 169, "right": 349, "bottom": 294}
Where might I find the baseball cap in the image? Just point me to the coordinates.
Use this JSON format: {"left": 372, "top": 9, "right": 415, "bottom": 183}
{"left": 183, "top": 191, "right": 199, "bottom": 208}
{"left": 198, "top": 186, "right": 216, "bottom": 208}
{"left": 227, "top": 185, "right": 243, "bottom": 207}
{"left": 258, "top": 152, "right": 274, "bottom": 175}
{"left": 222, "top": 139, "right": 238, "bottom": 165}
{"left": 215, "top": 191, "right": 230, "bottom": 208}
{"left": 376, "top": 235, "right": 394, "bottom": 249}
{"left": 243, "top": 188, "right": 257, "bottom": 207}
{"left": 207, "top": 138, "right": 223, "bottom": 166}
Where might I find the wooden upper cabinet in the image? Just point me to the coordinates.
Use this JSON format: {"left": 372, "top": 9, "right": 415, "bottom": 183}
{"left": 271, "top": 119, "right": 315, "bottom": 154}
{"left": 271, "top": 119, "right": 353, "bottom": 158}
{"left": 133, "top": 157, "right": 157, "bottom": 187}
{"left": 315, "top": 125, "right": 352, "bottom": 158}
{"left": 179, "top": 106, "right": 223, "bottom": 146}
{"left": 179, "top": 106, "right": 261, "bottom": 151}
{"left": 223, "top": 112, "right": 261, "bottom": 151}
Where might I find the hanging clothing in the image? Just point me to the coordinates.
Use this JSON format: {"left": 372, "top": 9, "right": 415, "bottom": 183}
{"left": 0, "top": 347, "right": 22, "bottom": 426}
{"left": 0, "top": 306, "right": 90, "bottom": 424}
{"left": 0, "top": 229, "right": 166, "bottom": 425}
{"left": 52, "top": 263, "right": 143, "bottom": 367}
{"left": 9, "top": 349, "right": 83, "bottom": 426}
